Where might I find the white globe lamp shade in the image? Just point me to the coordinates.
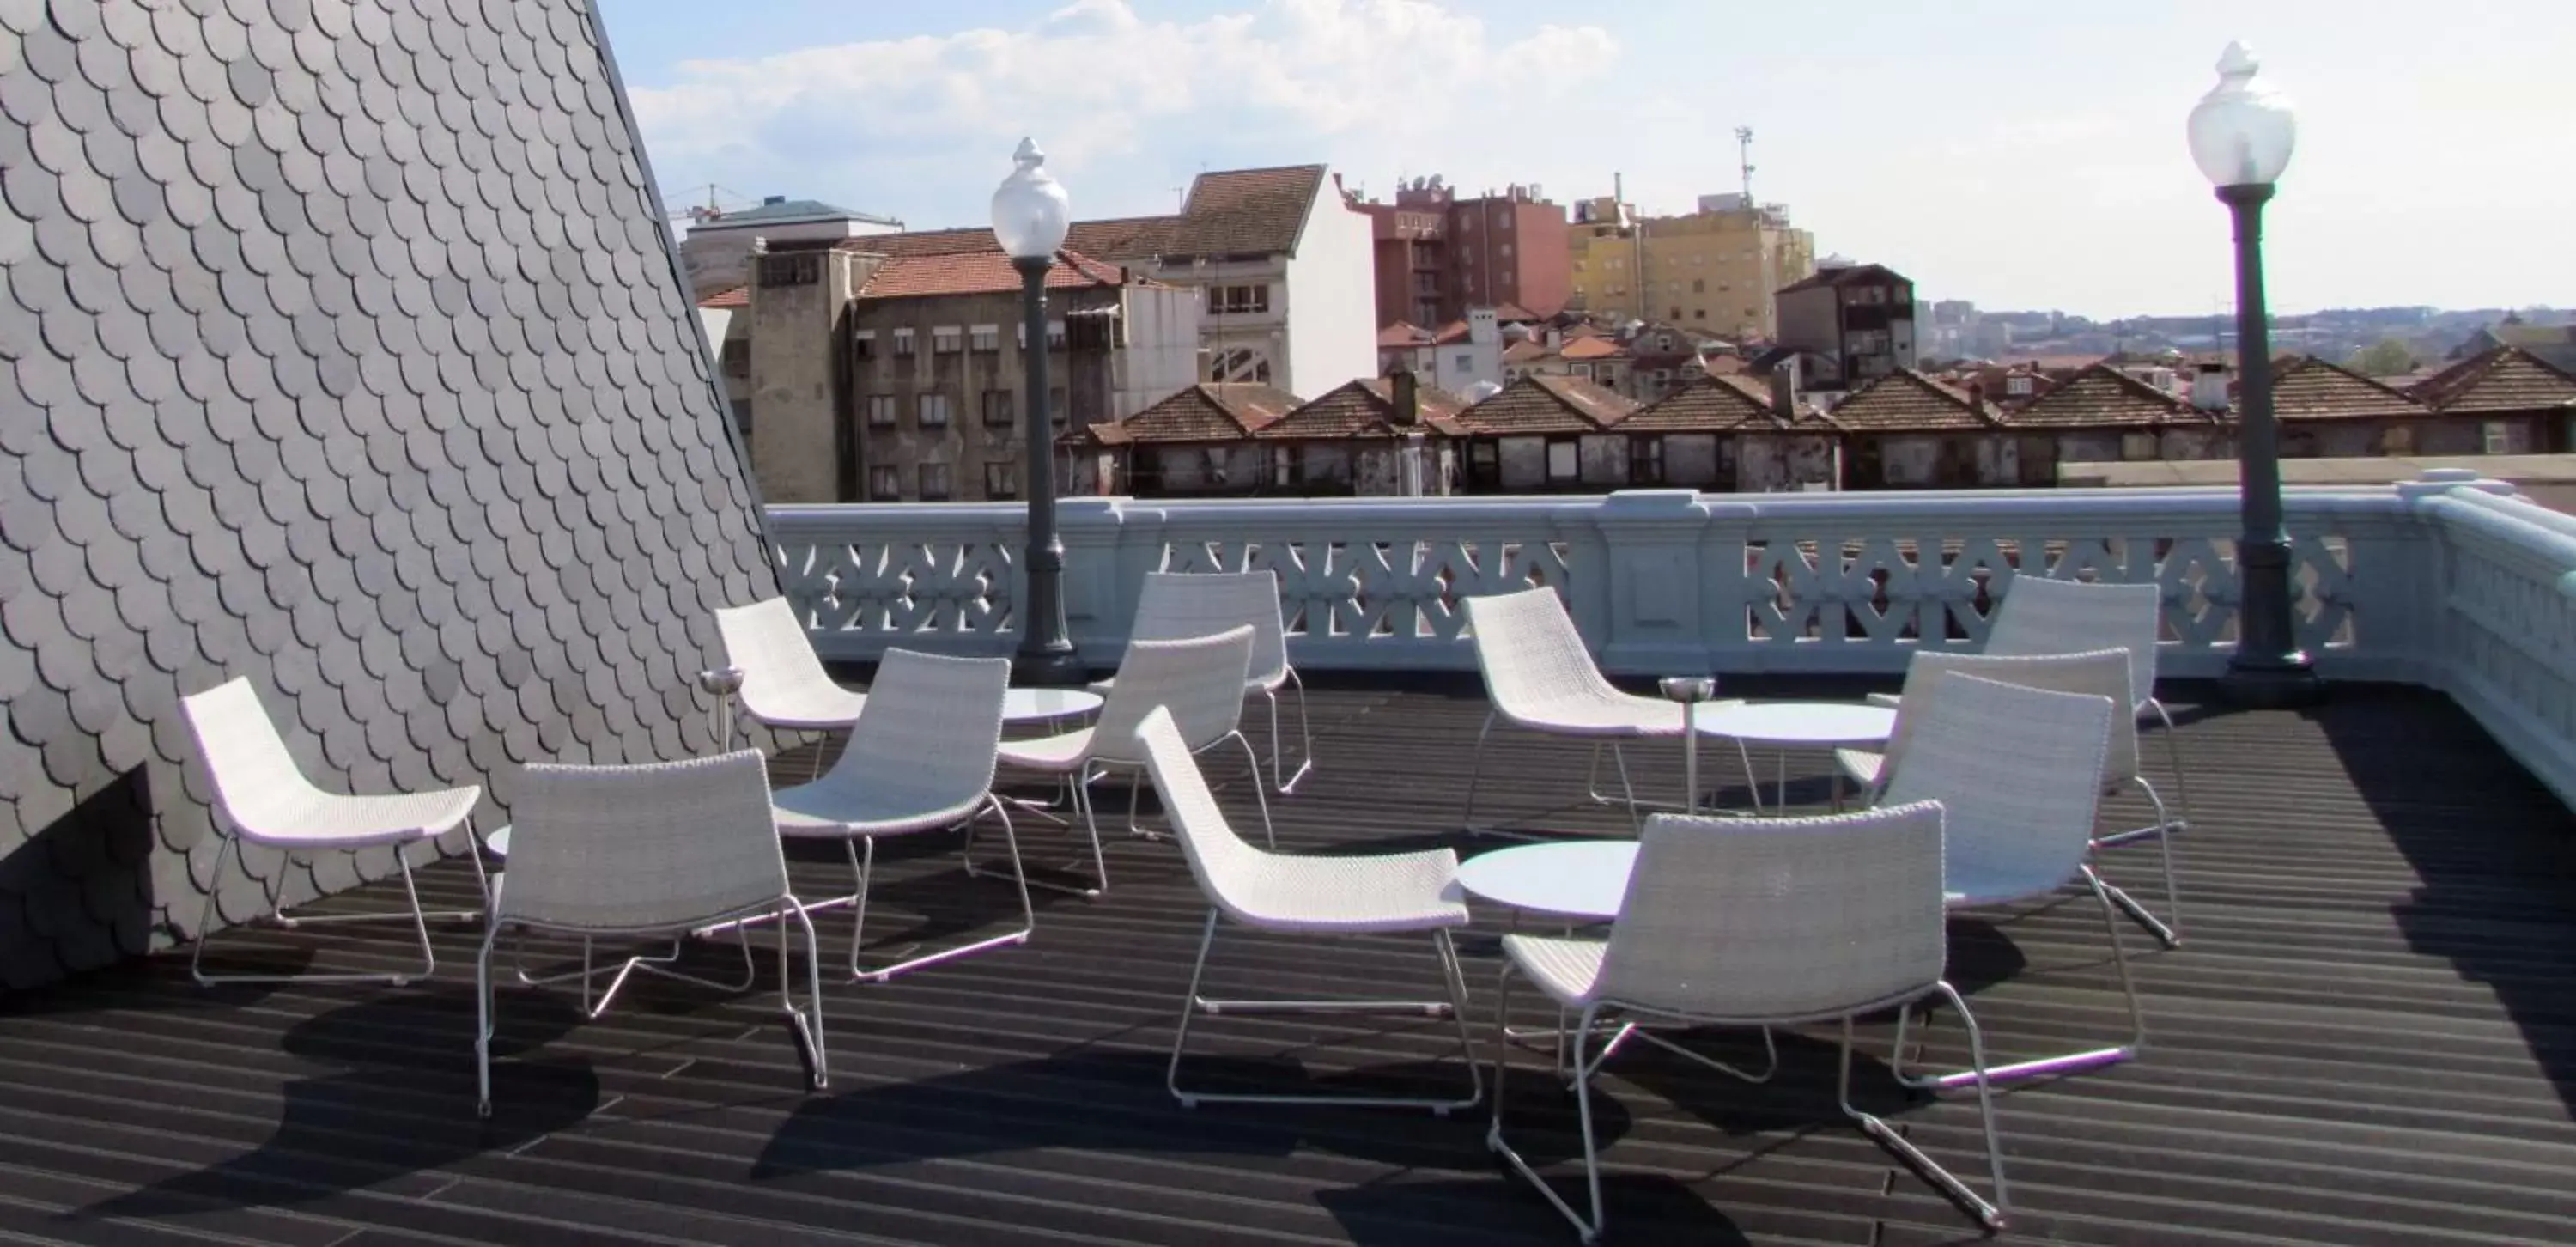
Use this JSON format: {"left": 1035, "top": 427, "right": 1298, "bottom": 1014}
{"left": 991, "top": 137, "right": 1072, "bottom": 259}
{"left": 2186, "top": 41, "right": 2296, "bottom": 188}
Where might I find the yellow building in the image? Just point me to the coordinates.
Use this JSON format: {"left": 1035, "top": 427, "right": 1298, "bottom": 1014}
{"left": 1567, "top": 193, "right": 1816, "bottom": 341}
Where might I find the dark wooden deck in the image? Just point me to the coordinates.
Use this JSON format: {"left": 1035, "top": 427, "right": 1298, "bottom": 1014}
{"left": 4, "top": 678, "right": 2574, "bottom": 1246}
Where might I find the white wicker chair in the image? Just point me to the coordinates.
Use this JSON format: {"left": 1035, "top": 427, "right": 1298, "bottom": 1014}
{"left": 474, "top": 749, "right": 826, "bottom": 1117}
{"left": 771, "top": 648, "right": 1030, "bottom": 982}
{"left": 1097, "top": 570, "right": 1315, "bottom": 794}
{"left": 1994, "top": 576, "right": 2189, "bottom": 942}
{"left": 1844, "top": 649, "right": 2179, "bottom": 943}
{"left": 1459, "top": 587, "right": 1755, "bottom": 832}
{"left": 716, "top": 597, "right": 867, "bottom": 779}
{"left": 1136, "top": 707, "right": 1480, "bottom": 1114}
{"left": 1487, "top": 802, "right": 2007, "bottom": 1241}
{"left": 1874, "top": 671, "right": 2143, "bottom": 1090}
{"left": 1000, "top": 626, "right": 1272, "bottom": 896}
{"left": 179, "top": 678, "right": 485, "bottom": 987}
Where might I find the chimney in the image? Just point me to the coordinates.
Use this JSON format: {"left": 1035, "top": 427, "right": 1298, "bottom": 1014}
{"left": 1965, "top": 380, "right": 1985, "bottom": 412}
{"left": 1390, "top": 368, "right": 1419, "bottom": 426}
{"left": 2190, "top": 362, "right": 2230, "bottom": 413}
{"left": 1770, "top": 356, "right": 1801, "bottom": 422}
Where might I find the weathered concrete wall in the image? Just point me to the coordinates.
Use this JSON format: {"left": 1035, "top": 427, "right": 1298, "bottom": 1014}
{"left": 1499, "top": 436, "right": 1548, "bottom": 489}
{"left": 848, "top": 289, "right": 1132, "bottom": 501}
{"left": 1579, "top": 435, "right": 1629, "bottom": 487}
{"left": 1737, "top": 435, "right": 1839, "bottom": 491}
{"left": 748, "top": 252, "right": 862, "bottom": 503}
{"left": 1664, "top": 434, "right": 1722, "bottom": 486}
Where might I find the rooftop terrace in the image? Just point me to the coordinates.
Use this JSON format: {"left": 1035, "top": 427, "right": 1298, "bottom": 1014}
{"left": 5, "top": 675, "right": 2573, "bottom": 1246}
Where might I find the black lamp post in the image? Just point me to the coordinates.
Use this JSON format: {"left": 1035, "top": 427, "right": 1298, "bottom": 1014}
{"left": 992, "top": 138, "right": 1081, "bottom": 685}
{"left": 2189, "top": 42, "right": 2320, "bottom": 708}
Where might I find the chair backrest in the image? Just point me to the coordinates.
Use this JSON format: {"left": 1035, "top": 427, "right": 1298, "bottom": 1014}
{"left": 499, "top": 750, "right": 791, "bottom": 932}
{"left": 180, "top": 678, "right": 331, "bottom": 836}
{"left": 1463, "top": 587, "right": 1616, "bottom": 715}
{"left": 1089, "top": 626, "right": 1255, "bottom": 763}
{"left": 1985, "top": 576, "right": 2161, "bottom": 709}
{"left": 1133, "top": 571, "right": 1290, "bottom": 687}
{"left": 811, "top": 648, "right": 1009, "bottom": 808}
{"left": 1135, "top": 706, "right": 1267, "bottom": 922}
{"left": 1883, "top": 648, "right": 2137, "bottom": 788}
{"left": 716, "top": 597, "right": 841, "bottom": 717}
{"left": 1879, "top": 671, "right": 2117, "bottom": 894}
{"left": 1595, "top": 802, "right": 1950, "bottom": 1023}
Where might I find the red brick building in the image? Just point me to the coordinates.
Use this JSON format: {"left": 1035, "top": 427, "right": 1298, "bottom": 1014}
{"left": 1349, "top": 177, "right": 1571, "bottom": 329}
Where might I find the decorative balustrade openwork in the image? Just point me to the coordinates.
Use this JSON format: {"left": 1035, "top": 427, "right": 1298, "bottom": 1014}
{"left": 769, "top": 471, "right": 2576, "bottom": 805}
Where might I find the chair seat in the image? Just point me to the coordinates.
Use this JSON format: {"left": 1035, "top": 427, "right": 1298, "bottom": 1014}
{"left": 1508, "top": 696, "right": 1747, "bottom": 739}
{"left": 1500, "top": 933, "right": 1607, "bottom": 1007}
{"left": 745, "top": 687, "right": 867, "bottom": 730}
{"left": 1834, "top": 747, "right": 1886, "bottom": 788}
{"left": 1090, "top": 672, "right": 1282, "bottom": 696}
{"left": 1220, "top": 848, "right": 1469, "bottom": 934}
{"left": 998, "top": 727, "right": 1095, "bottom": 771}
{"left": 234, "top": 785, "right": 481, "bottom": 849}
{"left": 1943, "top": 854, "right": 2070, "bottom": 909}
{"left": 771, "top": 782, "right": 986, "bottom": 839}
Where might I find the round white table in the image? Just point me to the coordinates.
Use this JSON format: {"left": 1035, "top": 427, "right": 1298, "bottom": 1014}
{"left": 1005, "top": 687, "right": 1103, "bottom": 726}
{"left": 1693, "top": 701, "right": 1895, "bottom": 813}
{"left": 1456, "top": 841, "right": 1638, "bottom": 922}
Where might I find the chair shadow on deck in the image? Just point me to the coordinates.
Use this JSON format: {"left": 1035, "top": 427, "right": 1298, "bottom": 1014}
{"left": 2314, "top": 685, "right": 2576, "bottom": 1120}
{"left": 67, "top": 991, "right": 599, "bottom": 1224}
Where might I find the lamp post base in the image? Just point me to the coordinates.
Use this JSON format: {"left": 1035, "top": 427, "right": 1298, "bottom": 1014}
{"left": 1012, "top": 645, "right": 1084, "bottom": 688}
{"left": 2219, "top": 654, "right": 2321, "bottom": 709}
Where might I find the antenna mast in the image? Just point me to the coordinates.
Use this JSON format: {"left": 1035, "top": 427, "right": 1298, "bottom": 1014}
{"left": 1735, "top": 126, "right": 1756, "bottom": 203}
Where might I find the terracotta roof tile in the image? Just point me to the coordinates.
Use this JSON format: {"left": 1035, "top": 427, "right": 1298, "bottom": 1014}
{"left": 1429, "top": 320, "right": 1473, "bottom": 345}
{"left": 1559, "top": 336, "right": 1626, "bottom": 362}
{"left": 1164, "top": 165, "right": 1329, "bottom": 258}
{"left": 857, "top": 248, "right": 1128, "bottom": 300}
{"left": 2269, "top": 356, "right": 2427, "bottom": 422}
{"left": 1460, "top": 375, "right": 1637, "bottom": 434}
{"left": 699, "top": 286, "right": 748, "bottom": 309}
{"left": 1619, "top": 374, "right": 1777, "bottom": 433}
{"left": 1492, "top": 302, "right": 1541, "bottom": 322}
{"left": 2410, "top": 345, "right": 2576, "bottom": 416}
{"left": 1826, "top": 369, "right": 2005, "bottom": 432}
{"left": 1256, "top": 379, "right": 1471, "bottom": 440}
{"left": 2009, "top": 363, "right": 2194, "bottom": 429}
{"left": 1076, "top": 383, "right": 1301, "bottom": 447}
{"left": 1377, "top": 321, "right": 1429, "bottom": 348}
{"left": 1500, "top": 338, "right": 1553, "bottom": 364}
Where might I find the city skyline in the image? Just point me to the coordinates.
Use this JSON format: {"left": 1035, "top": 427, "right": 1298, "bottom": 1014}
{"left": 598, "top": 0, "right": 2574, "bottom": 319}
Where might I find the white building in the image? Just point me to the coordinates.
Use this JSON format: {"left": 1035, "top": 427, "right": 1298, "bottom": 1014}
{"left": 1376, "top": 308, "right": 1505, "bottom": 395}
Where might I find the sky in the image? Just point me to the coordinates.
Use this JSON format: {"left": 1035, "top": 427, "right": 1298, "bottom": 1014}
{"left": 595, "top": 0, "right": 2576, "bottom": 319}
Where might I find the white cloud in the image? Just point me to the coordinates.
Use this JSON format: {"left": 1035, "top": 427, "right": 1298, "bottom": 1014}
{"left": 628, "top": 0, "right": 1619, "bottom": 226}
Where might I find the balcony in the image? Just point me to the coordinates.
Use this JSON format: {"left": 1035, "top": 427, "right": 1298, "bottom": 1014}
{"left": 6, "top": 473, "right": 2574, "bottom": 1244}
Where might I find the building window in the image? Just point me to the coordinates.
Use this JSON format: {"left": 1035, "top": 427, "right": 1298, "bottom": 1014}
{"left": 891, "top": 328, "right": 915, "bottom": 356}
{"left": 1669, "top": 307, "right": 1681, "bottom": 320}
{"left": 1692, "top": 309, "right": 1705, "bottom": 321}
{"left": 919, "top": 392, "right": 951, "bottom": 426}
{"left": 1500, "top": 242, "right": 1513, "bottom": 257}
{"left": 756, "top": 252, "right": 818, "bottom": 288}
{"left": 1020, "top": 319, "right": 1068, "bottom": 350}
{"left": 1847, "top": 284, "right": 1890, "bottom": 307}
{"left": 1631, "top": 436, "right": 1664, "bottom": 484}
{"left": 869, "top": 465, "right": 902, "bottom": 499}
{"left": 1572, "top": 363, "right": 1593, "bottom": 379}
{"left": 983, "top": 461, "right": 1018, "bottom": 499}
{"left": 853, "top": 330, "right": 874, "bottom": 359}
{"left": 1691, "top": 252, "right": 1704, "bottom": 265}
{"left": 2006, "top": 375, "right": 2034, "bottom": 397}
{"left": 1212, "top": 284, "right": 1271, "bottom": 315}
{"left": 932, "top": 326, "right": 963, "bottom": 355}
{"left": 1498, "top": 213, "right": 1513, "bottom": 232}
{"left": 2121, "top": 432, "right": 2159, "bottom": 460}
{"left": 970, "top": 325, "right": 1000, "bottom": 352}
{"left": 720, "top": 338, "right": 749, "bottom": 378}
{"left": 1049, "top": 386, "right": 1068, "bottom": 424}
{"left": 1546, "top": 439, "right": 1579, "bottom": 483}
{"left": 2485, "top": 421, "right": 2528, "bottom": 453}
{"left": 919, "top": 463, "right": 952, "bottom": 500}
{"left": 1692, "top": 278, "right": 1705, "bottom": 294}
{"left": 866, "top": 394, "right": 897, "bottom": 427}
{"left": 981, "top": 389, "right": 1014, "bottom": 426}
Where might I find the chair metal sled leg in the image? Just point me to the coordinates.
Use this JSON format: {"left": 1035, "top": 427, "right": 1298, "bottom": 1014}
{"left": 1844, "top": 986, "right": 2008, "bottom": 1232}
{"left": 843, "top": 798, "right": 1036, "bottom": 982}
{"left": 1169, "top": 910, "right": 1482, "bottom": 1114}
{"left": 513, "top": 926, "right": 758, "bottom": 1019}
{"left": 1266, "top": 667, "right": 1316, "bottom": 795}
{"left": 2092, "top": 775, "right": 2184, "bottom": 947}
{"left": 1893, "top": 865, "right": 2146, "bottom": 1090}
{"left": 191, "top": 836, "right": 455, "bottom": 988}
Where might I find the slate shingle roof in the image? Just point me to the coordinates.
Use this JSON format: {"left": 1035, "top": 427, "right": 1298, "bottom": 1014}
{"left": 1459, "top": 375, "right": 1637, "bottom": 434}
{"left": 2010, "top": 363, "right": 2196, "bottom": 429}
{"left": 1826, "top": 369, "right": 2005, "bottom": 432}
{"left": 2269, "top": 356, "right": 2428, "bottom": 422}
{"left": 0, "top": 0, "right": 774, "bottom": 989}
{"left": 1255, "top": 378, "right": 1471, "bottom": 439}
{"left": 2410, "top": 345, "right": 2576, "bottom": 416}
{"left": 1076, "top": 383, "right": 1301, "bottom": 447}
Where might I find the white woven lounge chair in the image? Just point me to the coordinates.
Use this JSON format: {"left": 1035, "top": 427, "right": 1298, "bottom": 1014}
{"left": 180, "top": 678, "right": 485, "bottom": 988}
{"left": 1000, "top": 626, "right": 1273, "bottom": 896}
{"left": 1873, "top": 671, "right": 2143, "bottom": 1090}
{"left": 1459, "top": 587, "right": 1755, "bottom": 832}
{"left": 1137, "top": 706, "right": 1481, "bottom": 1114}
{"left": 1487, "top": 803, "right": 2008, "bottom": 1241}
{"left": 474, "top": 749, "right": 826, "bottom": 1117}
{"left": 771, "top": 648, "right": 1031, "bottom": 982}
{"left": 716, "top": 597, "right": 867, "bottom": 779}
{"left": 1098, "top": 570, "right": 1315, "bottom": 794}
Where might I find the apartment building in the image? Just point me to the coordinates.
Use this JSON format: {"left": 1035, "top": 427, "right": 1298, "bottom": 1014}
{"left": 1349, "top": 177, "right": 1572, "bottom": 328}
{"left": 1567, "top": 192, "right": 1816, "bottom": 338}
